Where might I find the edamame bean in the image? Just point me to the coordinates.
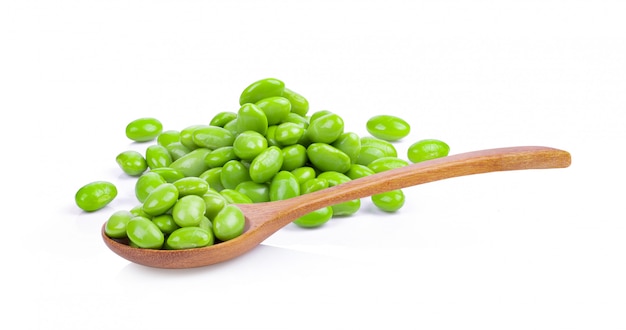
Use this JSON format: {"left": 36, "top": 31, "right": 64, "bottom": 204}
{"left": 239, "top": 78, "right": 285, "bottom": 105}
{"left": 142, "top": 183, "right": 179, "bottom": 216}
{"left": 274, "top": 122, "right": 305, "bottom": 146}
{"left": 126, "top": 117, "right": 163, "bottom": 142}
{"left": 167, "top": 227, "right": 214, "bottom": 250}
{"left": 290, "top": 167, "right": 316, "bottom": 185}
{"left": 204, "top": 146, "right": 238, "bottom": 168}
{"left": 367, "top": 157, "right": 409, "bottom": 173}
{"left": 157, "top": 130, "right": 181, "bottom": 147}
{"left": 202, "top": 189, "right": 227, "bottom": 220}
{"left": 180, "top": 124, "right": 208, "bottom": 150}
{"left": 249, "top": 146, "right": 283, "bottom": 183}
{"left": 199, "top": 167, "right": 225, "bottom": 191}
{"left": 233, "top": 130, "right": 268, "bottom": 160}
{"left": 281, "top": 144, "right": 307, "bottom": 171}
{"left": 210, "top": 111, "right": 237, "bottom": 127}
{"left": 407, "top": 139, "right": 450, "bottom": 163}
{"left": 191, "top": 126, "right": 235, "bottom": 150}
{"left": 316, "top": 171, "right": 360, "bottom": 216}
{"left": 116, "top": 150, "right": 148, "bottom": 176}
{"left": 300, "top": 178, "right": 329, "bottom": 194}
{"left": 220, "top": 160, "right": 251, "bottom": 189}
{"left": 361, "top": 136, "right": 397, "bottom": 157}
{"left": 75, "top": 181, "right": 117, "bottom": 212}
{"left": 293, "top": 206, "right": 333, "bottom": 228}
{"left": 306, "top": 143, "right": 351, "bottom": 173}
{"left": 104, "top": 210, "right": 133, "bottom": 238}
{"left": 235, "top": 181, "right": 270, "bottom": 203}
{"left": 269, "top": 171, "right": 300, "bottom": 201}
{"left": 371, "top": 189, "right": 405, "bottom": 212}
{"left": 172, "top": 195, "right": 206, "bottom": 227}
{"left": 165, "top": 142, "right": 192, "bottom": 161}
{"left": 145, "top": 144, "right": 172, "bottom": 169}
{"left": 282, "top": 88, "right": 309, "bottom": 116}
{"left": 346, "top": 164, "right": 375, "bottom": 180}
{"left": 237, "top": 103, "right": 268, "bottom": 135}
{"left": 332, "top": 132, "right": 361, "bottom": 164}
{"left": 126, "top": 216, "right": 164, "bottom": 249}
{"left": 255, "top": 96, "right": 291, "bottom": 125}
{"left": 219, "top": 189, "right": 253, "bottom": 204}
{"left": 150, "top": 167, "right": 185, "bottom": 183}
{"left": 213, "top": 204, "right": 246, "bottom": 241}
{"left": 366, "top": 115, "right": 410, "bottom": 141}
{"left": 173, "top": 177, "right": 209, "bottom": 197}
{"left": 306, "top": 113, "right": 344, "bottom": 144}
{"left": 169, "top": 148, "right": 211, "bottom": 177}
{"left": 135, "top": 172, "right": 166, "bottom": 203}
{"left": 152, "top": 214, "right": 179, "bottom": 235}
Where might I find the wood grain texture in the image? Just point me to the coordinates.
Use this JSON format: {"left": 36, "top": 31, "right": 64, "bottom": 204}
{"left": 102, "top": 146, "right": 571, "bottom": 269}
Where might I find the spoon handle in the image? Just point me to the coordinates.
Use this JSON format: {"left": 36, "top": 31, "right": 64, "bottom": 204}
{"left": 265, "top": 146, "right": 571, "bottom": 221}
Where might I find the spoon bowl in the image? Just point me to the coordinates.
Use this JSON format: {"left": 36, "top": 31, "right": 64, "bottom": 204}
{"left": 103, "top": 146, "right": 571, "bottom": 269}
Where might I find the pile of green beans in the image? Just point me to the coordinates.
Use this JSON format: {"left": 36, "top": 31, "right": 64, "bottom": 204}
{"left": 76, "top": 78, "right": 450, "bottom": 250}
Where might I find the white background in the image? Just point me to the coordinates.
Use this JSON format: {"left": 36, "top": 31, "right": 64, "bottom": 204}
{"left": 2, "top": 1, "right": 625, "bottom": 329}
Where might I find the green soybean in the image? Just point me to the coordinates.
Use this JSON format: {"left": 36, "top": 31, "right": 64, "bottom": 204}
{"left": 293, "top": 206, "right": 333, "bottom": 228}
{"left": 249, "top": 146, "right": 283, "bottom": 183}
{"left": 407, "top": 139, "right": 450, "bottom": 163}
{"left": 145, "top": 144, "right": 172, "bottom": 169}
{"left": 169, "top": 148, "right": 211, "bottom": 177}
{"left": 306, "top": 113, "right": 344, "bottom": 144}
{"left": 126, "top": 216, "right": 164, "bottom": 249}
{"left": 199, "top": 167, "right": 225, "bottom": 192}
{"left": 142, "top": 183, "right": 179, "bottom": 216}
{"left": 173, "top": 177, "right": 209, "bottom": 197}
{"left": 220, "top": 160, "right": 251, "bottom": 189}
{"left": 116, "top": 150, "right": 148, "bottom": 176}
{"left": 255, "top": 96, "right": 292, "bottom": 125}
{"left": 167, "top": 227, "right": 214, "bottom": 250}
{"left": 346, "top": 164, "right": 375, "bottom": 180}
{"left": 210, "top": 111, "right": 237, "bottom": 127}
{"left": 367, "top": 157, "right": 409, "bottom": 173}
{"left": 135, "top": 172, "right": 166, "bottom": 203}
{"left": 75, "top": 181, "right": 117, "bottom": 212}
{"left": 300, "top": 178, "right": 329, "bottom": 194}
{"left": 269, "top": 171, "right": 300, "bottom": 201}
{"left": 180, "top": 124, "right": 208, "bottom": 150}
{"left": 306, "top": 143, "right": 351, "bottom": 173}
{"left": 235, "top": 181, "right": 270, "bottom": 203}
{"left": 202, "top": 189, "right": 227, "bottom": 220}
{"left": 332, "top": 132, "right": 361, "bottom": 164}
{"left": 233, "top": 130, "right": 268, "bottom": 161}
{"left": 366, "top": 115, "right": 410, "bottom": 141}
{"left": 191, "top": 126, "right": 235, "bottom": 150}
{"left": 165, "top": 142, "right": 192, "bottom": 161}
{"left": 291, "top": 167, "right": 317, "bottom": 185}
{"left": 126, "top": 117, "right": 163, "bottom": 142}
{"left": 281, "top": 144, "right": 308, "bottom": 171}
{"left": 205, "top": 146, "right": 238, "bottom": 168}
{"left": 274, "top": 122, "right": 305, "bottom": 146}
{"left": 213, "top": 204, "right": 246, "bottom": 241}
{"left": 172, "top": 195, "right": 206, "bottom": 227}
{"left": 239, "top": 78, "right": 285, "bottom": 105}
{"left": 150, "top": 167, "right": 185, "bottom": 183}
{"left": 104, "top": 210, "right": 133, "bottom": 238}
{"left": 157, "top": 130, "right": 181, "bottom": 147}
{"left": 152, "top": 214, "right": 180, "bottom": 235}
{"left": 371, "top": 189, "right": 405, "bottom": 212}
{"left": 282, "top": 88, "right": 309, "bottom": 116}
{"left": 237, "top": 103, "right": 268, "bottom": 136}
{"left": 220, "top": 189, "right": 254, "bottom": 204}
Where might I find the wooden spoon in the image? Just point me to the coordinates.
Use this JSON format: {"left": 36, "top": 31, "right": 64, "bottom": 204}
{"left": 102, "top": 146, "right": 571, "bottom": 269}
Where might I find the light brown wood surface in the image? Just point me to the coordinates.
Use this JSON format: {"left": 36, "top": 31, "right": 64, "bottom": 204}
{"left": 102, "top": 146, "right": 571, "bottom": 269}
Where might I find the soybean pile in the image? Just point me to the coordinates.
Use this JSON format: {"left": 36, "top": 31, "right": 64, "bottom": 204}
{"left": 75, "top": 78, "right": 450, "bottom": 250}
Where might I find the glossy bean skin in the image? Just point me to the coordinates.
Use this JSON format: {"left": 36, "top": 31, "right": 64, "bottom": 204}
{"left": 249, "top": 146, "right": 283, "bottom": 183}
{"left": 280, "top": 113, "right": 309, "bottom": 129}
{"left": 235, "top": 181, "right": 270, "bottom": 203}
{"left": 332, "top": 132, "right": 361, "bottom": 164}
{"left": 316, "top": 171, "right": 360, "bottom": 216}
{"left": 145, "top": 144, "right": 172, "bottom": 170}
{"left": 126, "top": 216, "right": 164, "bottom": 249}
{"left": 116, "top": 150, "right": 148, "bottom": 176}
{"left": 180, "top": 124, "right": 208, "bottom": 150}
{"left": 142, "top": 183, "right": 179, "bottom": 216}
{"left": 237, "top": 103, "right": 268, "bottom": 136}
{"left": 173, "top": 177, "right": 209, "bottom": 197}
{"left": 306, "top": 113, "right": 344, "bottom": 144}
{"left": 220, "top": 160, "right": 251, "bottom": 189}
{"left": 152, "top": 214, "right": 179, "bottom": 235}
{"left": 269, "top": 171, "right": 300, "bottom": 201}
{"left": 202, "top": 189, "right": 227, "bottom": 220}
{"left": 293, "top": 206, "right": 333, "bottom": 228}
{"left": 239, "top": 78, "right": 285, "bottom": 105}
{"left": 150, "top": 167, "right": 185, "bottom": 183}
{"left": 212, "top": 204, "right": 246, "bottom": 241}
{"left": 169, "top": 148, "right": 211, "bottom": 177}
{"left": 199, "top": 167, "right": 225, "bottom": 192}
{"left": 360, "top": 137, "right": 397, "bottom": 157}
{"left": 104, "top": 210, "right": 133, "bottom": 238}
{"left": 126, "top": 117, "right": 163, "bottom": 142}
{"left": 205, "top": 146, "right": 238, "bottom": 168}
{"left": 135, "top": 172, "right": 167, "bottom": 203}
{"left": 316, "top": 171, "right": 351, "bottom": 186}
{"left": 366, "top": 115, "right": 410, "bottom": 141}
{"left": 407, "top": 139, "right": 450, "bottom": 163}
{"left": 165, "top": 142, "right": 192, "bottom": 161}
{"left": 367, "top": 157, "right": 409, "bottom": 173}
{"left": 300, "top": 178, "right": 329, "bottom": 194}
{"left": 191, "top": 126, "right": 235, "bottom": 150}
{"left": 371, "top": 189, "right": 405, "bottom": 212}
{"left": 172, "top": 195, "right": 206, "bottom": 227}
{"left": 157, "top": 130, "right": 181, "bottom": 147}
{"left": 233, "top": 130, "right": 268, "bottom": 161}
{"left": 219, "top": 189, "right": 253, "bottom": 204}
{"left": 290, "top": 166, "right": 316, "bottom": 185}
{"left": 308, "top": 110, "right": 333, "bottom": 123}
{"left": 306, "top": 143, "right": 351, "bottom": 173}
{"left": 75, "top": 181, "right": 117, "bottom": 212}
{"left": 281, "top": 144, "right": 308, "bottom": 171}
{"left": 265, "top": 125, "right": 280, "bottom": 147}
{"left": 255, "top": 96, "right": 291, "bottom": 125}
{"left": 282, "top": 88, "right": 309, "bottom": 116}
{"left": 274, "top": 122, "right": 305, "bottom": 146}
{"left": 346, "top": 164, "right": 375, "bottom": 180}
{"left": 355, "top": 145, "right": 387, "bottom": 166}
{"left": 210, "top": 111, "right": 237, "bottom": 127}
{"left": 130, "top": 204, "right": 150, "bottom": 218}
{"left": 166, "top": 227, "right": 214, "bottom": 250}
